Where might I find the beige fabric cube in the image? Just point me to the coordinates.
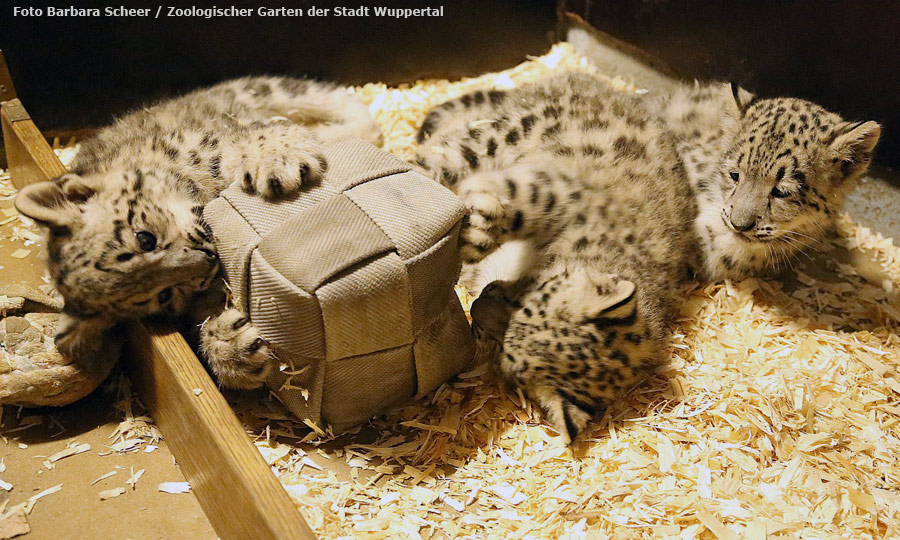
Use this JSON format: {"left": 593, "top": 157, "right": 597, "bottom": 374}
{"left": 203, "top": 139, "right": 474, "bottom": 433}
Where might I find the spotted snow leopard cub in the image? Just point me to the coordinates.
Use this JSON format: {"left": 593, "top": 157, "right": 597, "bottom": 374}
{"left": 415, "top": 72, "right": 879, "bottom": 442}
{"left": 15, "top": 76, "right": 382, "bottom": 388}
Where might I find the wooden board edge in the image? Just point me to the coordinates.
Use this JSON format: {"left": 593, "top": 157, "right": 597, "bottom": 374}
{"left": 125, "top": 321, "right": 316, "bottom": 540}
{"left": 2, "top": 100, "right": 68, "bottom": 188}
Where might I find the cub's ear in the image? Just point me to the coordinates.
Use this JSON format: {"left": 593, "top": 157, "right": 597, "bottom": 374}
{"left": 729, "top": 82, "right": 757, "bottom": 116}
{"left": 14, "top": 174, "right": 96, "bottom": 228}
{"left": 553, "top": 267, "right": 637, "bottom": 322}
{"left": 588, "top": 276, "right": 636, "bottom": 320}
{"left": 15, "top": 180, "right": 79, "bottom": 227}
{"left": 831, "top": 120, "right": 881, "bottom": 179}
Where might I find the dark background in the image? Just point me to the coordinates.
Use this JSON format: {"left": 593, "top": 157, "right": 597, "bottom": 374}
{"left": 561, "top": 0, "right": 900, "bottom": 167}
{"left": 2, "top": 0, "right": 897, "bottom": 166}
{"left": 1, "top": 0, "right": 555, "bottom": 132}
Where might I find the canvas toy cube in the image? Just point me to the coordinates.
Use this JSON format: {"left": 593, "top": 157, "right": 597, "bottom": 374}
{"left": 203, "top": 138, "right": 475, "bottom": 433}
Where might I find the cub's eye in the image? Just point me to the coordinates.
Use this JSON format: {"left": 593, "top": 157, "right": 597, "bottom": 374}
{"left": 793, "top": 171, "right": 806, "bottom": 182}
{"left": 729, "top": 172, "right": 740, "bottom": 182}
{"left": 157, "top": 288, "right": 173, "bottom": 304}
{"left": 771, "top": 186, "right": 790, "bottom": 198}
{"left": 136, "top": 231, "right": 157, "bottom": 251}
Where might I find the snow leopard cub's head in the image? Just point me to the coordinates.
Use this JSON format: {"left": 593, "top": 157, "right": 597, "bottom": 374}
{"left": 15, "top": 168, "right": 219, "bottom": 359}
{"left": 720, "top": 83, "right": 880, "bottom": 250}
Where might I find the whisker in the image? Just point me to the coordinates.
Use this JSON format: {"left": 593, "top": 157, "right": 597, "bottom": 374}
{"left": 779, "top": 231, "right": 823, "bottom": 255}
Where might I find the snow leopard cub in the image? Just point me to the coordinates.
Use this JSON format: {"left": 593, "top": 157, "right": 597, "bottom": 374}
{"left": 15, "top": 76, "right": 382, "bottom": 388}
{"left": 415, "top": 72, "right": 879, "bottom": 442}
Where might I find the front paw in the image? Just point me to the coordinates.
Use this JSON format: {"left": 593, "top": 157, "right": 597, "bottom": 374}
{"left": 224, "top": 135, "right": 327, "bottom": 199}
{"left": 200, "top": 308, "right": 276, "bottom": 389}
{"left": 457, "top": 172, "right": 511, "bottom": 262}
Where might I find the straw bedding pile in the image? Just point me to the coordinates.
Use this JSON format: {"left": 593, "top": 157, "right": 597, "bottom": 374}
{"left": 2, "top": 43, "right": 899, "bottom": 539}
{"left": 243, "top": 44, "right": 900, "bottom": 539}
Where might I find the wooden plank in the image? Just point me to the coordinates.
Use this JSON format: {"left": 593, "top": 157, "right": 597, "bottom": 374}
{"left": 125, "top": 321, "right": 316, "bottom": 540}
{"left": 0, "top": 103, "right": 53, "bottom": 284}
{"left": 0, "top": 50, "right": 19, "bottom": 169}
{"left": 2, "top": 99, "right": 68, "bottom": 188}
{"left": 0, "top": 50, "right": 17, "bottom": 101}
{"left": 1, "top": 96, "right": 316, "bottom": 540}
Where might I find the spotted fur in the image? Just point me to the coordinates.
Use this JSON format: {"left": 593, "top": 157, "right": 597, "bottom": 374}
{"left": 15, "top": 76, "right": 382, "bottom": 388}
{"left": 415, "top": 72, "right": 879, "bottom": 443}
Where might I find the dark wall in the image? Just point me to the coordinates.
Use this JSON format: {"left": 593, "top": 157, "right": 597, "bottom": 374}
{"left": 2, "top": 0, "right": 555, "bottom": 133}
{"left": 562, "top": 0, "right": 900, "bottom": 167}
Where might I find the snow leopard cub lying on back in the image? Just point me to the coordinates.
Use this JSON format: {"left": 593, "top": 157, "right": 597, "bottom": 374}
{"left": 415, "top": 72, "right": 879, "bottom": 443}
{"left": 15, "top": 76, "right": 382, "bottom": 388}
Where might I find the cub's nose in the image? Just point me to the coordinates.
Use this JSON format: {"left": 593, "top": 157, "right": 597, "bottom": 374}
{"left": 726, "top": 204, "right": 757, "bottom": 232}
{"left": 729, "top": 218, "right": 756, "bottom": 232}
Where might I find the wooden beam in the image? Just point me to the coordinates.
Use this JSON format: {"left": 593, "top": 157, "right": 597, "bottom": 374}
{"left": 1, "top": 99, "right": 68, "bottom": 188}
{"left": 1, "top": 91, "right": 316, "bottom": 540}
{"left": 125, "top": 321, "right": 316, "bottom": 540}
{"left": 0, "top": 50, "right": 17, "bottom": 102}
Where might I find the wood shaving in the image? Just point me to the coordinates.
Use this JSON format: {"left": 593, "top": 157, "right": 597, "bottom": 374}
{"left": 0, "top": 510, "right": 29, "bottom": 540}
{"left": 98, "top": 487, "right": 125, "bottom": 500}
{"left": 46, "top": 442, "right": 90, "bottom": 463}
{"left": 126, "top": 468, "right": 145, "bottom": 489}
{"left": 104, "top": 438, "right": 143, "bottom": 453}
{"left": 27, "top": 484, "right": 61, "bottom": 503}
{"left": 8, "top": 250, "right": 29, "bottom": 259}
{"left": 90, "top": 471, "right": 118, "bottom": 486}
{"left": 157, "top": 482, "right": 191, "bottom": 494}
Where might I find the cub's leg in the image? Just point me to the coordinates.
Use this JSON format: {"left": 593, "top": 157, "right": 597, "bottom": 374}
{"left": 54, "top": 312, "right": 123, "bottom": 370}
{"left": 123, "top": 123, "right": 326, "bottom": 201}
{"left": 414, "top": 120, "right": 520, "bottom": 190}
{"left": 219, "top": 122, "right": 328, "bottom": 199}
{"left": 455, "top": 160, "right": 581, "bottom": 263}
{"left": 199, "top": 307, "right": 277, "bottom": 389}
{"left": 416, "top": 88, "right": 510, "bottom": 144}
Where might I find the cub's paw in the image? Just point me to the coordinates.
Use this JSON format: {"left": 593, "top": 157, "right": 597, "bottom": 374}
{"left": 200, "top": 308, "right": 276, "bottom": 389}
{"left": 224, "top": 129, "right": 327, "bottom": 199}
{"left": 470, "top": 281, "right": 517, "bottom": 363}
{"left": 457, "top": 172, "right": 512, "bottom": 263}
